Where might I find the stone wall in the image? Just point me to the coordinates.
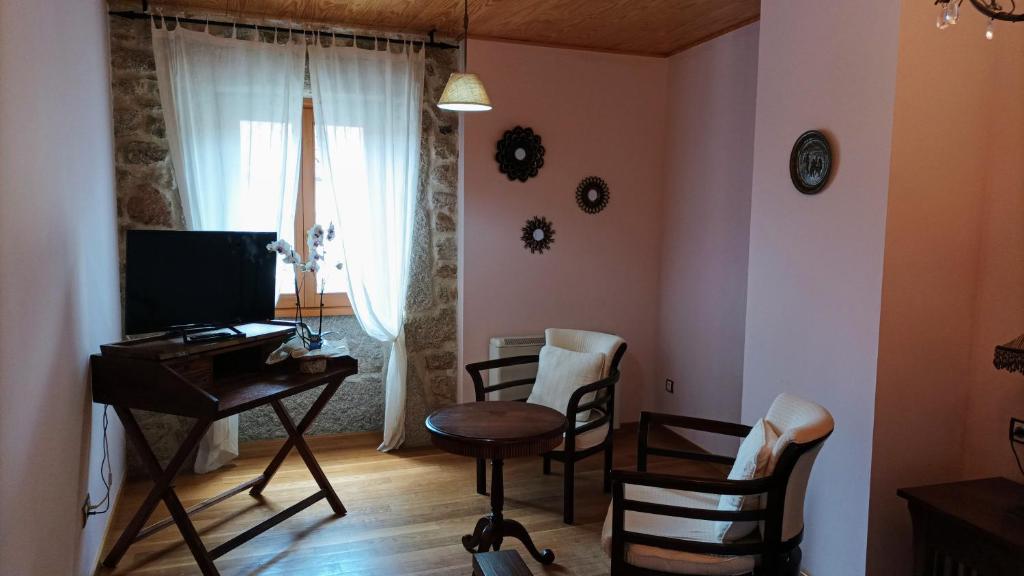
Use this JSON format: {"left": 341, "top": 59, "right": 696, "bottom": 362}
{"left": 107, "top": 7, "right": 458, "bottom": 473}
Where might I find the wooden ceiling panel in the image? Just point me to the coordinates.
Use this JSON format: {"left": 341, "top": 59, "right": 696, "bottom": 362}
{"left": 149, "top": 0, "right": 760, "bottom": 56}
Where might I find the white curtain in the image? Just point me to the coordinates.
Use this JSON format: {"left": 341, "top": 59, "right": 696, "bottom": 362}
{"left": 153, "top": 22, "right": 306, "bottom": 472}
{"left": 309, "top": 41, "right": 424, "bottom": 451}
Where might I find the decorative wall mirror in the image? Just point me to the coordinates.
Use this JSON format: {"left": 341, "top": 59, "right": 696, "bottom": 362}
{"left": 576, "top": 176, "right": 610, "bottom": 214}
{"left": 521, "top": 216, "right": 555, "bottom": 254}
{"left": 496, "top": 126, "right": 545, "bottom": 182}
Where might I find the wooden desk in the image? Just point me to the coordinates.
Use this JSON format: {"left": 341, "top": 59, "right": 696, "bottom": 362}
{"left": 898, "top": 477, "right": 1024, "bottom": 576}
{"left": 426, "top": 401, "right": 565, "bottom": 565}
{"left": 92, "top": 322, "right": 358, "bottom": 576}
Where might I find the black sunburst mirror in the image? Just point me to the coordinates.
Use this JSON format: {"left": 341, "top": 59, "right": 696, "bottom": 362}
{"left": 496, "top": 126, "right": 545, "bottom": 182}
{"left": 576, "top": 176, "right": 610, "bottom": 214}
{"left": 521, "top": 216, "right": 555, "bottom": 254}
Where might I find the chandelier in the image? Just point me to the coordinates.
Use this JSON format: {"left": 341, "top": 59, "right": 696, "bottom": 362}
{"left": 936, "top": 0, "right": 1023, "bottom": 38}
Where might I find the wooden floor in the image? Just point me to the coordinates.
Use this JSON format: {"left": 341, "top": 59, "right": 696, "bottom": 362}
{"left": 98, "top": 426, "right": 722, "bottom": 576}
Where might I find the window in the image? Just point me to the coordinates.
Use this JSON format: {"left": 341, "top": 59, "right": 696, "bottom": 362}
{"left": 275, "top": 99, "right": 353, "bottom": 317}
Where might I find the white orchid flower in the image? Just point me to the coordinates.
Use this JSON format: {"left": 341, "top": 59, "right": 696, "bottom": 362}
{"left": 283, "top": 249, "right": 300, "bottom": 265}
{"left": 266, "top": 239, "right": 293, "bottom": 256}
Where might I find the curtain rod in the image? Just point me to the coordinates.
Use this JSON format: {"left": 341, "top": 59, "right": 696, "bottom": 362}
{"left": 108, "top": 10, "right": 460, "bottom": 50}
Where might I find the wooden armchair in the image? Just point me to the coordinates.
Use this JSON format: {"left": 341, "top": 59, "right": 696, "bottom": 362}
{"left": 465, "top": 328, "right": 627, "bottom": 524}
{"left": 604, "top": 394, "right": 834, "bottom": 576}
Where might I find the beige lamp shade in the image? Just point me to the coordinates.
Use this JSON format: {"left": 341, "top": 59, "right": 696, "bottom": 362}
{"left": 437, "top": 72, "right": 492, "bottom": 111}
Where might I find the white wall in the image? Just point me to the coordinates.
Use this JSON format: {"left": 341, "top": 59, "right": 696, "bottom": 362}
{"left": 0, "top": 1, "right": 125, "bottom": 574}
{"left": 741, "top": 2, "right": 902, "bottom": 574}
{"left": 656, "top": 23, "right": 759, "bottom": 454}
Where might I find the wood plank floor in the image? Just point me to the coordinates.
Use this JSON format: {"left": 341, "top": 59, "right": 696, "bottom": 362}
{"left": 98, "top": 426, "right": 722, "bottom": 576}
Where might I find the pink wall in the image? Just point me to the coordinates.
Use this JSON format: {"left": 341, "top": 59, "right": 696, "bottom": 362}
{"left": 461, "top": 40, "right": 668, "bottom": 422}
{"left": 0, "top": 1, "right": 125, "bottom": 574}
{"left": 867, "top": 5, "right": 1010, "bottom": 574}
{"left": 741, "top": 1, "right": 901, "bottom": 574}
{"left": 657, "top": 23, "right": 758, "bottom": 454}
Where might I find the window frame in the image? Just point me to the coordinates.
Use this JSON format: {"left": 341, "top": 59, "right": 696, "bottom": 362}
{"left": 275, "top": 99, "right": 353, "bottom": 318}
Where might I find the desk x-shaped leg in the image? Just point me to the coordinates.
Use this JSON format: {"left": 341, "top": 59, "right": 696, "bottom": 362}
{"left": 103, "top": 381, "right": 345, "bottom": 576}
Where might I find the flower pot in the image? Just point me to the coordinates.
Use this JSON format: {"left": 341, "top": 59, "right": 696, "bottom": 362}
{"left": 297, "top": 356, "right": 327, "bottom": 374}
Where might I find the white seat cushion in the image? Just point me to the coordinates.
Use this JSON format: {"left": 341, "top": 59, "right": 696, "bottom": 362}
{"left": 527, "top": 345, "right": 605, "bottom": 421}
{"left": 552, "top": 421, "right": 609, "bottom": 451}
{"left": 715, "top": 418, "right": 778, "bottom": 542}
{"left": 601, "top": 485, "right": 757, "bottom": 575}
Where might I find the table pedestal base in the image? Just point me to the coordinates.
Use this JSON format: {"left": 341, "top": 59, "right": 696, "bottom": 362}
{"left": 462, "top": 458, "right": 555, "bottom": 565}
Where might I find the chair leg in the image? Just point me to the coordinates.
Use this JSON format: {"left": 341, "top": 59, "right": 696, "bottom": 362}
{"left": 542, "top": 454, "right": 551, "bottom": 475}
{"left": 476, "top": 458, "right": 487, "bottom": 495}
{"left": 563, "top": 459, "right": 575, "bottom": 524}
{"left": 780, "top": 546, "right": 802, "bottom": 576}
{"left": 603, "top": 443, "right": 614, "bottom": 493}
{"left": 755, "top": 546, "right": 800, "bottom": 576}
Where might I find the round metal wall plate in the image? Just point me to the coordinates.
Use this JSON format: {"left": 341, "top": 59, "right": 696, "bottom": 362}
{"left": 789, "top": 130, "right": 833, "bottom": 195}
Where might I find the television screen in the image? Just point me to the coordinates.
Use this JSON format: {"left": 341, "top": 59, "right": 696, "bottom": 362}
{"left": 125, "top": 230, "right": 278, "bottom": 335}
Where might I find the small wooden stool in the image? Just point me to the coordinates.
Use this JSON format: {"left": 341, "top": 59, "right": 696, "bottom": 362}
{"left": 472, "top": 550, "right": 533, "bottom": 576}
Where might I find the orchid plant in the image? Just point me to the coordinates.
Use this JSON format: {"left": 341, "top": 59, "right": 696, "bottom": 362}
{"left": 267, "top": 223, "right": 343, "bottom": 351}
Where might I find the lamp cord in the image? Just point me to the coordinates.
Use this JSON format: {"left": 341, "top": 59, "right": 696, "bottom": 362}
{"left": 462, "top": 0, "right": 469, "bottom": 71}
{"left": 86, "top": 405, "right": 114, "bottom": 517}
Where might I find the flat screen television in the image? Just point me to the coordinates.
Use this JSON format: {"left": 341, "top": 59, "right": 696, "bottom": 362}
{"left": 125, "top": 230, "right": 278, "bottom": 335}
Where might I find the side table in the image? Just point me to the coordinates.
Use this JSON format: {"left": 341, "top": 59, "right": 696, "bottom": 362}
{"left": 425, "top": 401, "right": 566, "bottom": 565}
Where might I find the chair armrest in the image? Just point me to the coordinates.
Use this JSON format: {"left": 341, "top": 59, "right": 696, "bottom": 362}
{"left": 637, "top": 411, "right": 751, "bottom": 471}
{"left": 561, "top": 370, "right": 620, "bottom": 445}
{"left": 465, "top": 355, "right": 539, "bottom": 401}
{"left": 642, "top": 412, "right": 752, "bottom": 437}
{"left": 566, "top": 370, "right": 619, "bottom": 418}
{"left": 612, "top": 469, "right": 769, "bottom": 496}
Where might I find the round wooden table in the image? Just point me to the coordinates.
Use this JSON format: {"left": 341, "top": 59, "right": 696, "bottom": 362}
{"left": 425, "top": 401, "right": 566, "bottom": 564}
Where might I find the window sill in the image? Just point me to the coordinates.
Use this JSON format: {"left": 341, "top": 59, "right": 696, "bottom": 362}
{"left": 275, "top": 305, "right": 354, "bottom": 318}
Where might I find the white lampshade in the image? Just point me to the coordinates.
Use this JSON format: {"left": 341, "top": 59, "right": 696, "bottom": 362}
{"left": 437, "top": 72, "right": 492, "bottom": 111}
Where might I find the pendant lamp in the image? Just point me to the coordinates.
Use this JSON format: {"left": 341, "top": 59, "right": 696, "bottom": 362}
{"left": 438, "top": 0, "right": 491, "bottom": 111}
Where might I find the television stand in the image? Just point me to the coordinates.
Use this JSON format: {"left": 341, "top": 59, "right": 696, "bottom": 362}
{"left": 91, "top": 322, "right": 358, "bottom": 576}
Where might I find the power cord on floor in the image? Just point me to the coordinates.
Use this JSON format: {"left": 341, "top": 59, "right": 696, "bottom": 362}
{"left": 86, "top": 405, "right": 114, "bottom": 517}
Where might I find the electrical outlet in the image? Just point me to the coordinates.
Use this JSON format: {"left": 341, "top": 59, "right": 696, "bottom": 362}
{"left": 665, "top": 378, "right": 674, "bottom": 393}
{"left": 81, "top": 493, "right": 91, "bottom": 527}
{"left": 1011, "top": 417, "right": 1024, "bottom": 444}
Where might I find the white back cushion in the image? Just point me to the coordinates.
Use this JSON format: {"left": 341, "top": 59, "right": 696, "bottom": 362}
{"left": 527, "top": 345, "right": 605, "bottom": 421}
{"left": 715, "top": 418, "right": 778, "bottom": 542}
{"left": 544, "top": 328, "right": 624, "bottom": 378}
{"left": 763, "top": 393, "right": 834, "bottom": 541}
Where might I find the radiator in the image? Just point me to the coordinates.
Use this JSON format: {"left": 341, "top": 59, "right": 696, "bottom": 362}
{"left": 488, "top": 335, "right": 545, "bottom": 401}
